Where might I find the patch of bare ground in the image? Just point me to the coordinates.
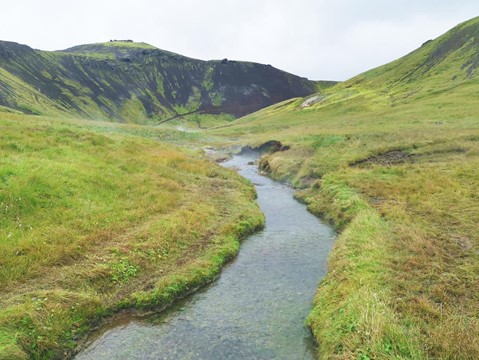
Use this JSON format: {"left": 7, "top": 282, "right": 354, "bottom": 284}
{"left": 351, "top": 150, "right": 416, "bottom": 167}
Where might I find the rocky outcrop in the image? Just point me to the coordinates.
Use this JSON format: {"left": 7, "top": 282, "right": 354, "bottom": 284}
{"left": 240, "top": 140, "right": 290, "bottom": 156}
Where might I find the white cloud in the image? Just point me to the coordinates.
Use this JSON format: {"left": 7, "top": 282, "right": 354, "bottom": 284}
{"left": 1, "top": 0, "right": 479, "bottom": 80}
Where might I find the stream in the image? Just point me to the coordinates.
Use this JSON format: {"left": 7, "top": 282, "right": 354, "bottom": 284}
{"left": 75, "top": 153, "right": 336, "bottom": 359}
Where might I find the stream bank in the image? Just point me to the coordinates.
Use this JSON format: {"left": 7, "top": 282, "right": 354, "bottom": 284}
{"left": 75, "top": 152, "right": 336, "bottom": 359}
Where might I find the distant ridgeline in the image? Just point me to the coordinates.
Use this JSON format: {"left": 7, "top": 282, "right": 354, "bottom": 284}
{"left": 0, "top": 40, "right": 323, "bottom": 124}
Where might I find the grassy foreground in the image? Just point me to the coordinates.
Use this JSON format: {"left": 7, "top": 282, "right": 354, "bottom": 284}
{"left": 209, "top": 18, "right": 479, "bottom": 359}
{"left": 0, "top": 113, "right": 264, "bottom": 359}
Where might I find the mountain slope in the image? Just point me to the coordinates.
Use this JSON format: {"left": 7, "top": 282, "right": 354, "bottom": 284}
{"left": 217, "top": 16, "right": 479, "bottom": 135}
{"left": 308, "top": 15, "right": 479, "bottom": 112}
{"left": 211, "top": 16, "right": 479, "bottom": 359}
{"left": 0, "top": 40, "right": 319, "bottom": 124}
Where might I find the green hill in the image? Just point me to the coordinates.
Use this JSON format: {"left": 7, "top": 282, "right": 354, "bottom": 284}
{"left": 0, "top": 40, "right": 320, "bottom": 125}
{"left": 211, "top": 16, "right": 479, "bottom": 359}
{"left": 216, "top": 16, "right": 479, "bottom": 136}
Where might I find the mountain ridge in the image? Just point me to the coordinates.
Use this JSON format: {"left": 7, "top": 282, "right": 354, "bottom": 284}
{"left": 0, "top": 40, "right": 324, "bottom": 123}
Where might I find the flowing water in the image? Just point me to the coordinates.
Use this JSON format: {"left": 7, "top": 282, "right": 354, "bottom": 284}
{"left": 75, "top": 153, "right": 336, "bottom": 360}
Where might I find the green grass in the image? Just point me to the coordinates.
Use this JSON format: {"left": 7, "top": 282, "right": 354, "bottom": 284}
{"left": 59, "top": 41, "right": 159, "bottom": 58}
{"left": 0, "top": 113, "right": 264, "bottom": 359}
{"left": 300, "top": 179, "right": 425, "bottom": 359}
{"left": 96, "top": 41, "right": 157, "bottom": 49}
{"left": 209, "top": 17, "right": 479, "bottom": 359}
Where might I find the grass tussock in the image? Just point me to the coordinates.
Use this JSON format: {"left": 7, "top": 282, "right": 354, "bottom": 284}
{"left": 0, "top": 114, "right": 264, "bottom": 359}
{"left": 298, "top": 182, "right": 424, "bottom": 359}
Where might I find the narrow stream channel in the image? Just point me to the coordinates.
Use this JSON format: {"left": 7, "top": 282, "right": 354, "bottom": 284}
{"left": 75, "top": 153, "right": 336, "bottom": 360}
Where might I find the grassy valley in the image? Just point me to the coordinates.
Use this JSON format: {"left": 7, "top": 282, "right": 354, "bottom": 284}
{"left": 210, "top": 16, "right": 479, "bottom": 359}
{"left": 1, "top": 14, "right": 479, "bottom": 360}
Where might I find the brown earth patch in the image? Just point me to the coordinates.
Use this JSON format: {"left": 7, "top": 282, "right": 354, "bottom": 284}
{"left": 351, "top": 150, "right": 416, "bottom": 167}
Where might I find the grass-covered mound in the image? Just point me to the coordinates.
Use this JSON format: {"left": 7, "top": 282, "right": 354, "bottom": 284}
{"left": 0, "top": 113, "right": 263, "bottom": 359}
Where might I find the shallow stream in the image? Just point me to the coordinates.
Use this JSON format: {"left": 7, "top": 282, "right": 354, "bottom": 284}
{"left": 75, "top": 153, "right": 335, "bottom": 359}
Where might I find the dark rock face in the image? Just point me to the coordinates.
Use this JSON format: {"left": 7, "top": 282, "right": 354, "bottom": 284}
{"left": 0, "top": 41, "right": 317, "bottom": 122}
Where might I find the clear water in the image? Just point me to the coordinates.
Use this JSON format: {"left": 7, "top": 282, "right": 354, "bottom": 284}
{"left": 75, "top": 153, "right": 335, "bottom": 360}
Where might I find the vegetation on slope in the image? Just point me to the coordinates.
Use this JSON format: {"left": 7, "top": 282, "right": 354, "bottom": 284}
{"left": 0, "top": 40, "right": 318, "bottom": 124}
{"left": 0, "top": 113, "right": 264, "bottom": 359}
{"left": 210, "top": 16, "right": 479, "bottom": 359}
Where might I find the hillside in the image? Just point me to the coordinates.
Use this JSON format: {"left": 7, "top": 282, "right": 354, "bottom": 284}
{"left": 217, "top": 16, "right": 479, "bottom": 135}
{"left": 210, "top": 16, "right": 479, "bottom": 359}
{"left": 0, "top": 40, "right": 320, "bottom": 124}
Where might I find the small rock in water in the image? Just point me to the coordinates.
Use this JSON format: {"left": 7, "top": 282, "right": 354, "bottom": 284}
{"left": 215, "top": 156, "right": 229, "bottom": 163}
{"left": 247, "top": 161, "right": 255, "bottom": 165}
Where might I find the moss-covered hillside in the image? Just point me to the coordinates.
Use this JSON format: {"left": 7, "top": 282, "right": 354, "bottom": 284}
{"left": 0, "top": 40, "right": 320, "bottom": 124}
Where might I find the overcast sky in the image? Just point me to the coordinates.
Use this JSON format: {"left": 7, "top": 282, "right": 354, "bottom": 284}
{"left": 2, "top": 1, "right": 479, "bottom": 80}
